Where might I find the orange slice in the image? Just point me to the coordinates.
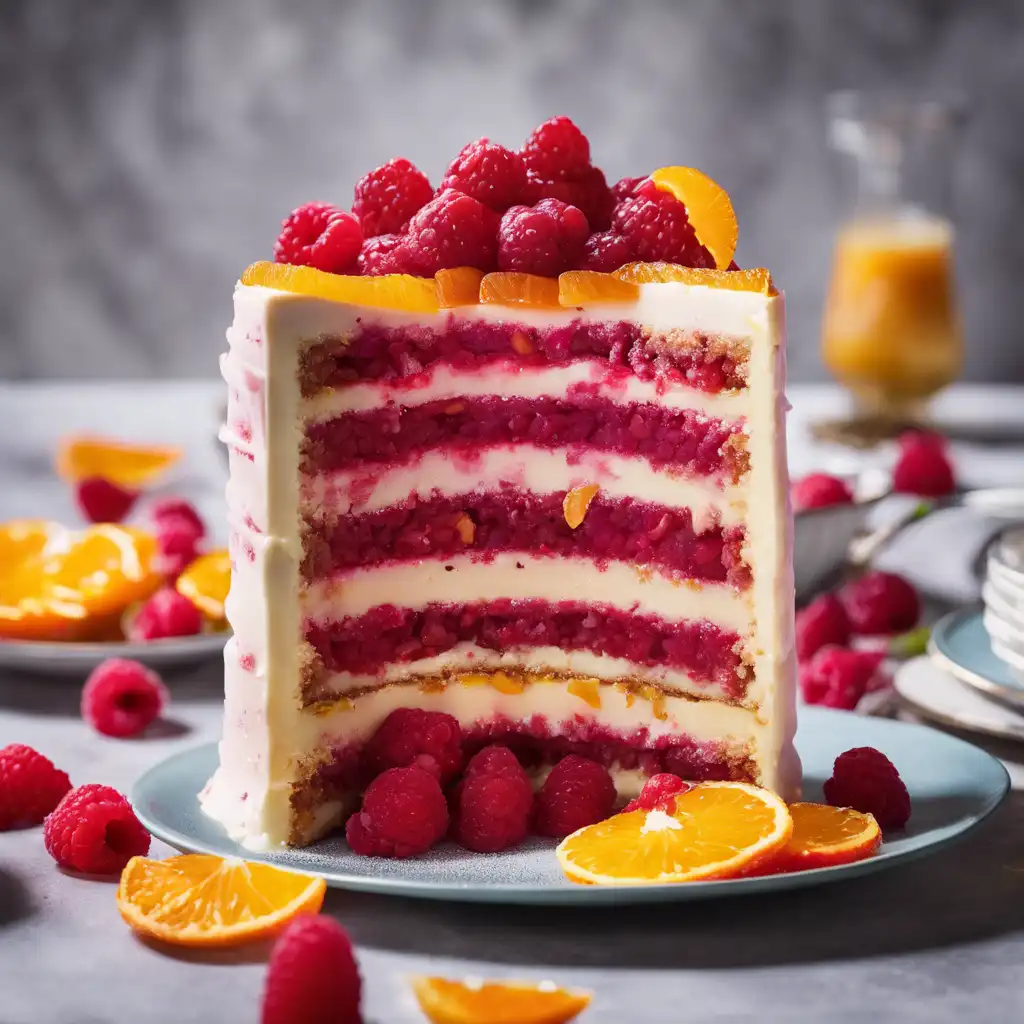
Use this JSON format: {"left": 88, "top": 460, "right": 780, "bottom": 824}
{"left": 615, "top": 262, "right": 774, "bottom": 294}
{"left": 763, "top": 803, "right": 881, "bottom": 874}
{"left": 558, "top": 270, "right": 640, "bottom": 306}
{"left": 556, "top": 781, "right": 792, "bottom": 885}
{"left": 175, "top": 549, "right": 231, "bottom": 622}
{"left": 411, "top": 977, "right": 592, "bottom": 1024}
{"left": 117, "top": 854, "right": 326, "bottom": 948}
{"left": 0, "top": 521, "right": 161, "bottom": 641}
{"left": 436, "top": 267, "right": 484, "bottom": 308}
{"left": 563, "top": 484, "right": 599, "bottom": 529}
{"left": 56, "top": 436, "right": 181, "bottom": 488}
{"left": 479, "top": 273, "right": 561, "bottom": 308}
{"left": 649, "top": 166, "right": 738, "bottom": 269}
{"left": 242, "top": 261, "right": 440, "bottom": 313}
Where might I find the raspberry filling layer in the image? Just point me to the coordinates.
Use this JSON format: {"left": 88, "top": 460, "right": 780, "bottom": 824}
{"left": 303, "top": 491, "right": 750, "bottom": 587}
{"left": 299, "top": 319, "right": 747, "bottom": 395}
{"left": 303, "top": 396, "right": 745, "bottom": 478}
{"left": 305, "top": 600, "right": 745, "bottom": 694}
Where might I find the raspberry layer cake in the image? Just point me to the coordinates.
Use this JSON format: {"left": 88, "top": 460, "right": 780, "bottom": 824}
{"left": 202, "top": 118, "right": 799, "bottom": 848}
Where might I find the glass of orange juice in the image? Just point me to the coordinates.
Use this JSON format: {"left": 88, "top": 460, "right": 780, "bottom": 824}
{"left": 823, "top": 92, "right": 964, "bottom": 426}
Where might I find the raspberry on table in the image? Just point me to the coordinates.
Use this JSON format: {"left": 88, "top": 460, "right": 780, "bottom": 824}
{"left": 450, "top": 745, "right": 533, "bottom": 853}
{"left": 612, "top": 183, "right": 714, "bottom": 266}
{"left": 361, "top": 708, "right": 463, "bottom": 784}
{"left": 622, "top": 773, "right": 689, "bottom": 814}
{"left": 43, "top": 785, "right": 151, "bottom": 874}
{"left": 352, "top": 156, "right": 432, "bottom": 237}
{"left": 799, "top": 645, "right": 886, "bottom": 710}
{"left": 533, "top": 754, "right": 616, "bottom": 838}
{"left": 345, "top": 765, "right": 448, "bottom": 858}
{"left": 128, "top": 587, "right": 204, "bottom": 642}
{"left": 357, "top": 233, "right": 408, "bottom": 276}
{"left": 521, "top": 116, "right": 591, "bottom": 182}
{"left": 823, "top": 746, "right": 911, "bottom": 830}
{"left": 150, "top": 498, "right": 206, "bottom": 541}
{"left": 81, "top": 657, "right": 169, "bottom": 738}
{"left": 274, "top": 202, "right": 363, "bottom": 274}
{"left": 795, "top": 593, "right": 852, "bottom": 662}
{"left": 839, "top": 571, "right": 921, "bottom": 635}
{"left": 0, "top": 744, "right": 72, "bottom": 830}
{"left": 498, "top": 199, "right": 589, "bottom": 276}
{"left": 402, "top": 188, "right": 498, "bottom": 275}
{"left": 892, "top": 431, "right": 956, "bottom": 497}
{"left": 74, "top": 477, "right": 139, "bottom": 525}
{"left": 791, "top": 472, "right": 854, "bottom": 512}
{"left": 579, "top": 230, "right": 635, "bottom": 272}
{"left": 261, "top": 914, "right": 363, "bottom": 1024}
{"left": 441, "top": 138, "right": 529, "bottom": 213}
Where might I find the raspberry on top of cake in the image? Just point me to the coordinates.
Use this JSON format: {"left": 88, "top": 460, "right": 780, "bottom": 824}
{"left": 202, "top": 116, "right": 798, "bottom": 849}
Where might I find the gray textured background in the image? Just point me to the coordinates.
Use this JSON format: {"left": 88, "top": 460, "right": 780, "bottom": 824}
{"left": 2, "top": 0, "right": 1023, "bottom": 382}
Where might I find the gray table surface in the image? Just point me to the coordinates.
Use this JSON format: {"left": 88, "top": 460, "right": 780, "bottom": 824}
{"left": 2, "top": 381, "right": 1024, "bottom": 1024}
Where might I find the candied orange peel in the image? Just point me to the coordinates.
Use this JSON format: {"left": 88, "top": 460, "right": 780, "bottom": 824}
{"left": 479, "top": 272, "right": 561, "bottom": 308}
{"left": 557, "top": 270, "right": 640, "bottom": 306}
{"left": 435, "top": 267, "right": 484, "bottom": 308}
{"left": 56, "top": 436, "right": 181, "bottom": 488}
{"left": 411, "top": 976, "right": 592, "bottom": 1024}
{"left": 175, "top": 549, "right": 231, "bottom": 623}
{"left": 615, "top": 262, "right": 774, "bottom": 294}
{"left": 649, "top": 166, "right": 738, "bottom": 270}
{"left": 563, "top": 484, "right": 599, "bottom": 530}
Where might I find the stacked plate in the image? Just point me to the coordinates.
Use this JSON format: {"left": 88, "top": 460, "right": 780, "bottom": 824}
{"left": 982, "top": 526, "right": 1024, "bottom": 680}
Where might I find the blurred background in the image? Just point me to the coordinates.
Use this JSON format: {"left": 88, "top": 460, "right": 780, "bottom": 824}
{"left": 2, "top": 0, "right": 1023, "bottom": 385}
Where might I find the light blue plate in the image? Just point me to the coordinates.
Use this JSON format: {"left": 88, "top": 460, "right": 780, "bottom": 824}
{"left": 929, "top": 607, "right": 1024, "bottom": 709}
{"left": 131, "top": 707, "right": 1008, "bottom": 905}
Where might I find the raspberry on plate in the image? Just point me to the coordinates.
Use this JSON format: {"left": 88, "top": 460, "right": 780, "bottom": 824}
{"left": 442, "top": 138, "right": 528, "bottom": 213}
{"left": 261, "top": 914, "right": 363, "bottom": 1024}
{"left": 0, "top": 743, "right": 72, "bottom": 830}
{"left": 81, "top": 657, "right": 169, "bottom": 738}
{"left": 43, "top": 784, "right": 151, "bottom": 874}
{"left": 345, "top": 765, "right": 448, "bottom": 858}
{"left": 521, "top": 116, "right": 591, "bottom": 182}
{"left": 450, "top": 745, "right": 533, "bottom": 853}
{"left": 533, "top": 754, "right": 616, "bottom": 838}
{"left": 74, "top": 477, "right": 139, "bottom": 524}
{"left": 498, "top": 199, "right": 589, "bottom": 277}
{"left": 612, "top": 182, "right": 714, "bottom": 266}
{"left": 622, "top": 773, "right": 689, "bottom": 814}
{"left": 274, "top": 201, "right": 363, "bottom": 274}
{"left": 361, "top": 708, "right": 463, "bottom": 784}
{"left": 795, "top": 593, "right": 852, "bottom": 662}
{"left": 127, "top": 587, "right": 203, "bottom": 642}
{"left": 892, "top": 431, "right": 956, "bottom": 497}
{"left": 791, "top": 472, "right": 854, "bottom": 512}
{"left": 403, "top": 189, "right": 498, "bottom": 275}
{"left": 356, "top": 233, "right": 407, "bottom": 276}
{"left": 799, "top": 645, "right": 886, "bottom": 710}
{"left": 150, "top": 498, "right": 206, "bottom": 541}
{"left": 579, "top": 230, "right": 635, "bottom": 272}
{"left": 839, "top": 570, "right": 921, "bottom": 635}
{"left": 352, "top": 156, "right": 432, "bottom": 237}
{"left": 153, "top": 512, "right": 204, "bottom": 579}
{"left": 823, "top": 746, "right": 912, "bottom": 830}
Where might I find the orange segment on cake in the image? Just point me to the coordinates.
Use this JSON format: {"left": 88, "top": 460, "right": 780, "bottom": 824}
{"left": 201, "top": 116, "right": 798, "bottom": 849}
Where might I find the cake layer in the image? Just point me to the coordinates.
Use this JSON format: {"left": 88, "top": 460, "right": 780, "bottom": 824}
{"left": 301, "top": 490, "right": 749, "bottom": 586}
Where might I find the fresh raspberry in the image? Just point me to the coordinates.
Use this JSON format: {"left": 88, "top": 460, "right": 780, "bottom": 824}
{"left": 261, "top": 914, "right": 363, "bottom": 1024}
{"left": 611, "top": 176, "right": 645, "bottom": 204}
{"left": 839, "top": 571, "right": 921, "bottom": 635}
{"left": 403, "top": 188, "right": 498, "bottom": 275}
{"left": 892, "top": 431, "right": 956, "bottom": 497}
{"left": 43, "top": 785, "right": 151, "bottom": 873}
{"left": 150, "top": 498, "right": 206, "bottom": 541}
{"left": 273, "top": 202, "right": 363, "bottom": 274}
{"left": 450, "top": 745, "right": 533, "bottom": 853}
{"left": 153, "top": 516, "right": 203, "bottom": 579}
{"left": 352, "top": 157, "right": 432, "bottom": 237}
{"left": 795, "top": 594, "right": 852, "bottom": 662}
{"left": 74, "top": 477, "right": 138, "bottom": 524}
{"left": 791, "top": 472, "right": 854, "bottom": 512}
{"left": 612, "top": 183, "right": 715, "bottom": 266}
{"left": 823, "top": 746, "right": 911, "bottom": 829}
{"left": 533, "top": 754, "right": 616, "bottom": 837}
{"left": 579, "top": 230, "right": 635, "bottom": 272}
{"left": 521, "top": 116, "right": 591, "bottom": 181}
{"left": 127, "top": 587, "right": 203, "bottom": 642}
{"left": 622, "top": 773, "right": 690, "bottom": 814}
{"left": 345, "top": 765, "right": 448, "bottom": 858}
{"left": 799, "top": 646, "right": 886, "bottom": 710}
{"left": 497, "top": 199, "right": 589, "bottom": 276}
{"left": 527, "top": 167, "right": 614, "bottom": 231}
{"left": 54, "top": 783, "right": 123, "bottom": 810}
{"left": 441, "top": 138, "right": 528, "bottom": 213}
{"left": 0, "top": 744, "right": 72, "bottom": 829}
{"left": 81, "top": 657, "right": 169, "bottom": 738}
{"left": 356, "top": 233, "right": 408, "bottom": 276}
{"left": 361, "top": 708, "right": 463, "bottom": 784}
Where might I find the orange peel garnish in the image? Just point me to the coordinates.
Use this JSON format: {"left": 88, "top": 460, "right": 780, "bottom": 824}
{"left": 558, "top": 270, "right": 640, "bottom": 306}
{"left": 615, "top": 262, "right": 774, "bottom": 294}
{"left": 479, "top": 272, "right": 561, "bottom": 308}
{"left": 435, "top": 267, "right": 484, "bottom": 308}
{"left": 761, "top": 803, "right": 882, "bottom": 874}
{"left": 563, "top": 485, "right": 599, "bottom": 530}
{"left": 411, "top": 976, "right": 592, "bottom": 1024}
{"left": 175, "top": 550, "right": 231, "bottom": 622}
{"left": 649, "top": 166, "right": 738, "bottom": 270}
{"left": 56, "top": 436, "right": 181, "bottom": 488}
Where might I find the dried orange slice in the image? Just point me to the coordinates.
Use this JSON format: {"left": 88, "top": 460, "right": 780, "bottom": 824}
{"left": 175, "top": 549, "right": 231, "bottom": 622}
{"left": 763, "top": 803, "right": 881, "bottom": 874}
{"left": 556, "top": 781, "right": 792, "bottom": 885}
{"left": 649, "top": 166, "right": 738, "bottom": 270}
{"left": 558, "top": 270, "right": 639, "bottom": 306}
{"left": 242, "top": 261, "right": 440, "bottom": 313}
{"left": 56, "top": 436, "right": 181, "bottom": 488}
{"left": 117, "top": 854, "right": 326, "bottom": 947}
{"left": 614, "top": 262, "right": 774, "bottom": 294}
{"left": 411, "top": 976, "right": 591, "bottom": 1024}
{"left": 480, "top": 272, "right": 561, "bottom": 308}
{"left": 436, "top": 267, "right": 484, "bottom": 307}
{"left": 0, "top": 521, "right": 161, "bottom": 641}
